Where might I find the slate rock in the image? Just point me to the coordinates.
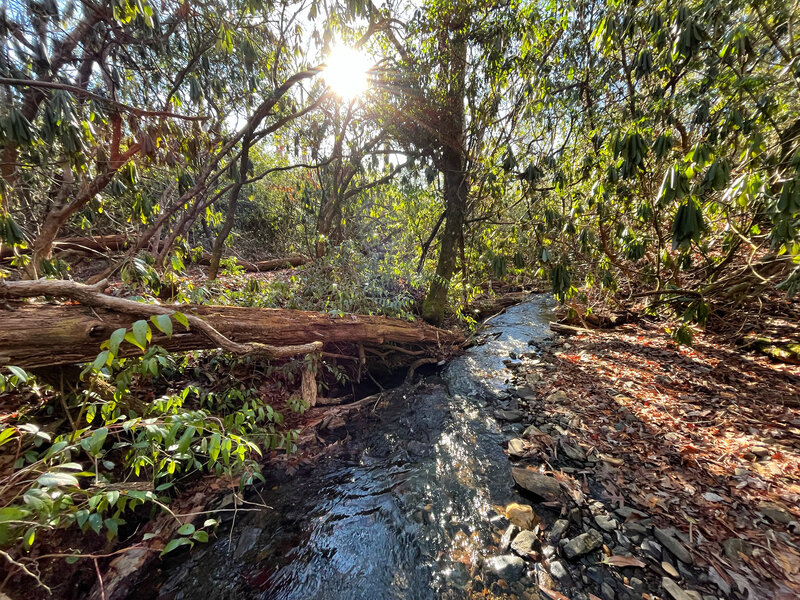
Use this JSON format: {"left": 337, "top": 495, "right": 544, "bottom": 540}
{"left": 500, "top": 524, "right": 519, "bottom": 551}
{"left": 511, "top": 467, "right": 561, "bottom": 502}
{"left": 496, "top": 409, "right": 524, "bottom": 422}
{"left": 563, "top": 529, "right": 603, "bottom": 560}
{"left": 548, "top": 519, "right": 570, "bottom": 543}
{"left": 662, "top": 577, "right": 703, "bottom": 600}
{"left": 594, "top": 514, "right": 618, "bottom": 532}
{"left": 486, "top": 554, "right": 525, "bottom": 581}
{"left": 654, "top": 527, "right": 693, "bottom": 564}
{"left": 549, "top": 560, "right": 570, "bottom": 584}
{"left": 546, "top": 390, "right": 569, "bottom": 403}
{"left": 511, "top": 530, "right": 539, "bottom": 556}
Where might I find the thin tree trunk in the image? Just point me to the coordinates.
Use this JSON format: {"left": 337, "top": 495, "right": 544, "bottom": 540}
{"left": 208, "top": 135, "right": 252, "bottom": 279}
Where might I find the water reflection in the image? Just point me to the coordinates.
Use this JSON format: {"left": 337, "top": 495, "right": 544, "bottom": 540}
{"left": 148, "top": 296, "right": 554, "bottom": 600}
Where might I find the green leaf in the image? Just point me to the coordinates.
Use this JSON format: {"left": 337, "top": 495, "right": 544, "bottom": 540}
{"left": 150, "top": 314, "right": 173, "bottom": 338}
{"left": 131, "top": 320, "right": 151, "bottom": 349}
{"left": 124, "top": 331, "right": 145, "bottom": 351}
{"left": 89, "top": 427, "right": 109, "bottom": 455}
{"left": 192, "top": 530, "right": 209, "bottom": 543}
{"left": 88, "top": 512, "right": 103, "bottom": 534}
{"left": 177, "top": 523, "right": 195, "bottom": 536}
{"left": 7, "top": 366, "right": 28, "bottom": 382}
{"left": 173, "top": 312, "right": 190, "bottom": 330}
{"left": 160, "top": 537, "right": 192, "bottom": 556}
{"left": 37, "top": 472, "right": 79, "bottom": 488}
{"left": 0, "top": 427, "right": 16, "bottom": 447}
{"left": 92, "top": 350, "right": 110, "bottom": 372}
{"left": 108, "top": 328, "right": 127, "bottom": 356}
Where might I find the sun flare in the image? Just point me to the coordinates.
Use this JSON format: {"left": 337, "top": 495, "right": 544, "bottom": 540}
{"left": 323, "top": 46, "right": 371, "bottom": 99}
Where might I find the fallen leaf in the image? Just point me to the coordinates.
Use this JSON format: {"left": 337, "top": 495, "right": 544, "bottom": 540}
{"left": 539, "top": 586, "right": 570, "bottom": 600}
{"left": 603, "top": 555, "right": 646, "bottom": 568}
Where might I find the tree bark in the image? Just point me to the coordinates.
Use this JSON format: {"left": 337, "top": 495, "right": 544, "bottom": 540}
{"left": 208, "top": 136, "right": 252, "bottom": 280}
{"left": 0, "top": 286, "right": 462, "bottom": 370}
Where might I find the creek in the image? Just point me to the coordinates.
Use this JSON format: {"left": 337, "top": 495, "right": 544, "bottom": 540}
{"left": 145, "top": 296, "right": 555, "bottom": 600}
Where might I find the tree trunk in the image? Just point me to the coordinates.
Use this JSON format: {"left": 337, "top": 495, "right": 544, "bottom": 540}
{"left": 208, "top": 135, "right": 252, "bottom": 280}
{"left": 420, "top": 11, "right": 468, "bottom": 326}
{"left": 422, "top": 155, "right": 467, "bottom": 325}
{"left": 0, "top": 302, "right": 462, "bottom": 369}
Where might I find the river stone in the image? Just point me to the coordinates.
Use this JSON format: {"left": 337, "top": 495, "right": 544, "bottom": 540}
{"left": 514, "top": 385, "right": 537, "bottom": 400}
{"left": 500, "top": 524, "right": 519, "bottom": 551}
{"left": 654, "top": 527, "right": 693, "bottom": 564}
{"left": 594, "top": 514, "right": 617, "bottom": 532}
{"left": 662, "top": 577, "right": 703, "bottom": 600}
{"left": 563, "top": 529, "right": 603, "bottom": 560}
{"left": 548, "top": 519, "right": 570, "bottom": 543}
{"left": 505, "top": 503, "right": 538, "bottom": 530}
{"left": 511, "top": 530, "right": 539, "bottom": 556}
{"left": 546, "top": 390, "right": 569, "bottom": 403}
{"left": 507, "top": 438, "right": 527, "bottom": 458}
{"left": 549, "top": 560, "right": 570, "bottom": 584}
{"left": 523, "top": 424, "right": 543, "bottom": 438}
{"left": 511, "top": 467, "right": 561, "bottom": 502}
{"left": 496, "top": 409, "right": 524, "bottom": 422}
{"left": 487, "top": 554, "right": 525, "bottom": 581}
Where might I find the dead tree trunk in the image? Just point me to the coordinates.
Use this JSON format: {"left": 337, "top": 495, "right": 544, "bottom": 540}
{"left": 0, "top": 280, "right": 462, "bottom": 369}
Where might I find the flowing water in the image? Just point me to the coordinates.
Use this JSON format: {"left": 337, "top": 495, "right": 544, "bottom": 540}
{"left": 147, "top": 296, "right": 555, "bottom": 600}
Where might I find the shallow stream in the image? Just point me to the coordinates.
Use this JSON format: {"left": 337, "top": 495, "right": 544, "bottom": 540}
{"left": 147, "top": 296, "right": 555, "bottom": 600}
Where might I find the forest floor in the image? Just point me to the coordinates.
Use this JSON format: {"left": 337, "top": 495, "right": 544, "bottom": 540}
{"left": 497, "top": 302, "right": 800, "bottom": 600}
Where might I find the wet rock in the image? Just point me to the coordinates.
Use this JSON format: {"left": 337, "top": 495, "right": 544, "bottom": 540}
{"left": 233, "top": 526, "right": 260, "bottom": 560}
{"left": 662, "top": 577, "right": 703, "bottom": 600}
{"left": 534, "top": 563, "right": 556, "bottom": 589}
{"left": 500, "top": 524, "right": 519, "bottom": 551}
{"left": 548, "top": 519, "right": 570, "bottom": 543}
{"left": 487, "top": 554, "right": 525, "bottom": 581}
{"left": 630, "top": 577, "right": 645, "bottom": 593}
{"left": 511, "top": 530, "right": 539, "bottom": 556}
{"left": 504, "top": 359, "right": 523, "bottom": 369}
{"left": 507, "top": 438, "right": 527, "bottom": 458}
{"left": 496, "top": 409, "right": 524, "bottom": 422}
{"left": 511, "top": 467, "right": 561, "bottom": 502}
{"left": 722, "top": 537, "right": 752, "bottom": 563}
{"left": 563, "top": 529, "right": 603, "bottom": 560}
{"left": 444, "top": 562, "right": 470, "bottom": 589}
{"left": 505, "top": 503, "right": 539, "bottom": 530}
{"left": 654, "top": 527, "right": 693, "bottom": 564}
{"left": 594, "top": 514, "right": 618, "bottom": 532}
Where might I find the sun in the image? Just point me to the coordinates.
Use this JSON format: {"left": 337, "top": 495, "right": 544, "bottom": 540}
{"left": 323, "top": 45, "right": 371, "bottom": 100}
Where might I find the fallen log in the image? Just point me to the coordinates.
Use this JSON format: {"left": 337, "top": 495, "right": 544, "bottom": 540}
{"left": 0, "top": 280, "right": 463, "bottom": 369}
{"left": 0, "top": 234, "right": 131, "bottom": 259}
{"left": 192, "top": 252, "right": 309, "bottom": 272}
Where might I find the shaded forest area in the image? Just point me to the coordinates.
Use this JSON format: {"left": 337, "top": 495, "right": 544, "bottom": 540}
{"left": 0, "top": 0, "right": 798, "bottom": 598}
